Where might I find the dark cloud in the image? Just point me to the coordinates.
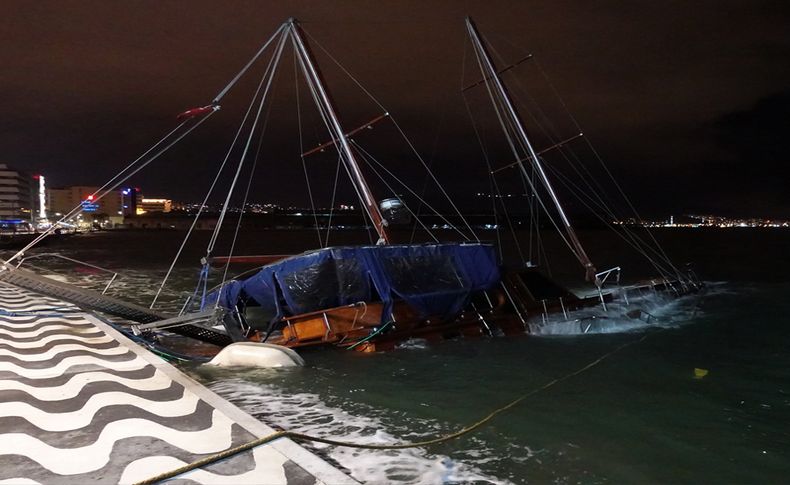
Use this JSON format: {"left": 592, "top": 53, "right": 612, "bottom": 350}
{"left": 2, "top": 0, "right": 789, "bottom": 216}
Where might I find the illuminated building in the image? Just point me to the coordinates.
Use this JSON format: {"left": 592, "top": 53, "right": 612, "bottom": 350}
{"left": 0, "top": 163, "right": 36, "bottom": 220}
{"left": 35, "top": 175, "right": 46, "bottom": 219}
{"left": 47, "top": 186, "right": 123, "bottom": 218}
{"left": 139, "top": 198, "right": 172, "bottom": 213}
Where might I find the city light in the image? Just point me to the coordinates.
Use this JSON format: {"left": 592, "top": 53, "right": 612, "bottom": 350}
{"left": 37, "top": 175, "right": 46, "bottom": 219}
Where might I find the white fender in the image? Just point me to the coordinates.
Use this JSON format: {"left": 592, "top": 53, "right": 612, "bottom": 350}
{"left": 207, "top": 342, "right": 305, "bottom": 368}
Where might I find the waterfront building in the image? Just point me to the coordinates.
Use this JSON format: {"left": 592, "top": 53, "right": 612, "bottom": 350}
{"left": 0, "top": 163, "right": 36, "bottom": 221}
{"left": 47, "top": 186, "right": 124, "bottom": 222}
{"left": 122, "top": 187, "right": 142, "bottom": 216}
{"left": 139, "top": 198, "right": 172, "bottom": 213}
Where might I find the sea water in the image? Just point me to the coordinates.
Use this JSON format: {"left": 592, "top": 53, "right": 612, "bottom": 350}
{"left": 10, "top": 228, "right": 790, "bottom": 484}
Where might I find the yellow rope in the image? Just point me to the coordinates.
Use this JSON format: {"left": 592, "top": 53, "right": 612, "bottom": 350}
{"left": 133, "top": 333, "right": 650, "bottom": 485}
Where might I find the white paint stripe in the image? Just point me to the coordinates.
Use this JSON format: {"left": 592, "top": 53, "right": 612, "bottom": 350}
{"left": 0, "top": 354, "right": 148, "bottom": 379}
{"left": 0, "top": 343, "right": 127, "bottom": 362}
{"left": 0, "top": 295, "right": 65, "bottom": 302}
{"left": 0, "top": 332, "right": 111, "bottom": 348}
{"left": 0, "top": 315, "right": 83, "bottom": 324}
{"left": 0, "top": 479, "right": 42, "bottom": 485}
{"left": 0, "top": 324, "right": 101, "bottom": 338}
{"left": 0, "top": 369, "right": 171, "bottom": 401}
{"left": 0, "top": 389, "right": 200, "bottom": 431}
{"left": 0, "top": 303, "right": 78, "bottom": 311}
{"left": 0, "top": 319, "right": 91, "bottom": 331}
{"left": 0, "top": 410, "right": 236, "bottom": 475}
{"left": 118, "top": 445, "right": 288, "bottom": 485}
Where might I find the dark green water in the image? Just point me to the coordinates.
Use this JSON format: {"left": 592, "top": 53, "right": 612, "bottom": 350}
{"left": 11, "top": 228, "right": 790, "bottom": 484}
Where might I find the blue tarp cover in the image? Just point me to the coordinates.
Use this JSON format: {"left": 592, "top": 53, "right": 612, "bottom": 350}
{"left": 209, "top": 243, "right": 500, "bottom": 325}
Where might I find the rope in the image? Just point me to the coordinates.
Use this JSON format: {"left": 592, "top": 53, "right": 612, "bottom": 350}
{"left": 133, "top": 330, "right": 656, "bottom": 485}
{"left": 345, "top": 319, "right": 393, "bottom": 351}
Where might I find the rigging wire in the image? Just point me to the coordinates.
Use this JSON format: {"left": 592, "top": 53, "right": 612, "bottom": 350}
{"left": 5, "top": 119, "right": 195, "bottom": 266}
{"left": 151, "top": 31, "right": 288, "bottom": 309}
{"left": 470, "top": 29, "right": 683, "bottom": 283}
{"left": 212, "top": 24, "right": 288, "bottom": 104}
{"left": 504, "top": 50, "right": 684, "bottom": 281}
{"left": 350, "top": 141, "right": 466, "bottom": 242}
{"left": 469, "top": 39, "right": 580, "bottom": 265}
{"left": 210, "top": 32, "right": 290, "bottom": 303}
{"left": 323, "top": 154, "right": 343, "bottom": 247}
{"left": 485, "top": 49, "right": 667, "bottom": 274}
{"left": 484, "top": 42, "right": 672, "bottom": 277}
{"left": 408, "top": 85, "right": 451, "bottom": 244}
{"left": 542, "top": 160, "right": 678, "bottom": 280}
{"left": 302, "top": 28, "right": 480, "bottom": 243}
{"left": 290, "top": 32, "right": 377, "bottom": 245}
{"left": 218, "top": 86, "right": 278, "bottom": 292}
{"left": 350, "top": 141, "right": 439, "bottom": 243}
{"left": 291, "top": 35, "right": 373, "bottom": 239}
{"left": 293, "top": 48, "right": 323, "bottom": 248}
{"left": 462, "top": 95, "right": 527, "bottom": 267}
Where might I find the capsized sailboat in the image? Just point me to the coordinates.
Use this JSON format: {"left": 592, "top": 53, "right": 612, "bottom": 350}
{"left": 0, "top": 17, "right": 701, "bottom": 355}
{"left": 147, "top": 18, "right": 699, "bottom": 352}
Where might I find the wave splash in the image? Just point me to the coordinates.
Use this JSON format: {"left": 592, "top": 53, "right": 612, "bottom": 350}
{"left": 527, "top": 282, "right": 724, "bottom": 336}
{"left": 209, "top": 379, "right": 515, "bottom": 485}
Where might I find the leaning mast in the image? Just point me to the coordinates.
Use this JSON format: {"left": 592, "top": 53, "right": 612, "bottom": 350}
{"left": 465, "top": 17, "right": 596, "bottom": 281}
{"left": 288, "top": 18, "right": 390, "bottom": 244}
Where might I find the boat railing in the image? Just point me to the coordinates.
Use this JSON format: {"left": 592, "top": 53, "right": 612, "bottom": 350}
{"left": 131, "top": 308, "right": 222, "bottom": 335}
{"left": 14, "top": 252, "right": 119, "bottom": 295}
{"left": 594, "top": 266, "right": 622, "bottom": 311}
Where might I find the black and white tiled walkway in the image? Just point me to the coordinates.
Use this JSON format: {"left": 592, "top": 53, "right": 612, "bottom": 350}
{"left": 0, "top": 283, "right": 354, "bottom": 484}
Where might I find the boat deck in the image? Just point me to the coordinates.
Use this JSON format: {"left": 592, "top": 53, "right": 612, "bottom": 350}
{"left": 0, "top": 282, "right": 354, "bottom": 484}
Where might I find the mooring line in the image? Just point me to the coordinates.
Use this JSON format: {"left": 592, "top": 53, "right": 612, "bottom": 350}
{"left": 133, "top": 331, "right": 655, "bottom": 485}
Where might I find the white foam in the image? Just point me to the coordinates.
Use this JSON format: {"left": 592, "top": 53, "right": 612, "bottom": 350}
{"left": 527, "top": 284, "right": 716, "bottom": 336}
{"left": 396, "top": 338, "right": 429, "bottom": 350}
{"left": 210, "top": 380, "right": 515, "bottom": 485}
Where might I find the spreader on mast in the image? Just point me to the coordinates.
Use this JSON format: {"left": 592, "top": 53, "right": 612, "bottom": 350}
{"left": 288, "top": 18, "right": 390, "bottom": 244}
{"left": 465, "top": 17, "right": 596, "bottom": 281}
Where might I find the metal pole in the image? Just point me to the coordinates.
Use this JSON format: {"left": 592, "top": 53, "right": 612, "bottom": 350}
{"left": 288, "top": 19, "right": 389, "bottom": 244}
{"left": 466, "top": 17, "right": 595, "bottom": 280}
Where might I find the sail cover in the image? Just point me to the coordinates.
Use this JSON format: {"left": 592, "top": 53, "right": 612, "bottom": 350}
{"left": 209, "top": 243, "right": 500, "bottom": 324}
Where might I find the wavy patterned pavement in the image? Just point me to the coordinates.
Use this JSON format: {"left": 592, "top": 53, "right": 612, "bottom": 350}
{"left": 0, "top": 282, "right": 354, "bottom": 485}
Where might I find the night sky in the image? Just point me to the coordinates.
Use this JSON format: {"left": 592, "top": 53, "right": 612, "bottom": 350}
{"left": 2, "top": 1, "right": 789, "bottom": 218}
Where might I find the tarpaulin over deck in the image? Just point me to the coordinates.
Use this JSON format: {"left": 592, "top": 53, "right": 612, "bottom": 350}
{"left": 209, "top": 243, "right": 499, "bottom": 324}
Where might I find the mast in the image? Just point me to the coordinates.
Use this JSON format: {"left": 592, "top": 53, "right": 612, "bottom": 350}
{"left": 288, "top": 18, "right": 390, "bottom": 244}
{"left": 465, "top": 17, "right": 596, "bottom": 281}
